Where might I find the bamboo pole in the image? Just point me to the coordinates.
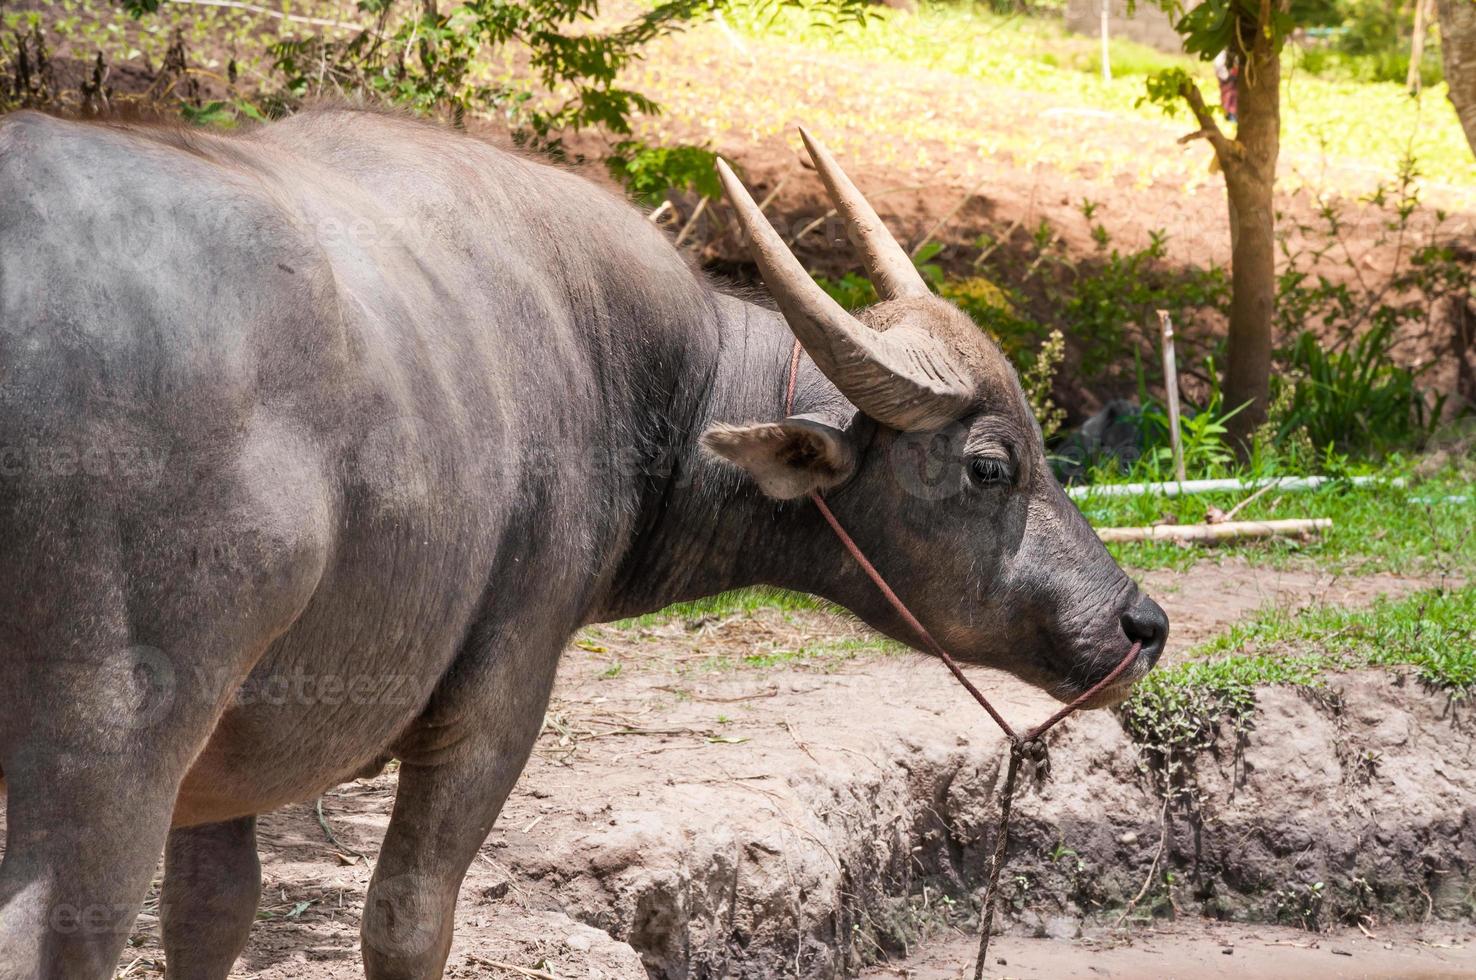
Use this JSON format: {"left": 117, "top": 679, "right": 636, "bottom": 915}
{"left": 1100, "top": 0, "right": 1113, "bottom": 82}
{"left": 1096, "top": 518, "right": 1331, "bottom": 544}
{"left": 1409, "top": 0, "right": 1433, "bottom": 94}
{"left": 1157, "top": 310, "right": 1186, "bottom": 483}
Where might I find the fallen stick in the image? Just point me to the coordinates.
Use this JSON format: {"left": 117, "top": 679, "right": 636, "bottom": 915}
{"left": 168, "top": 0, "right": 367, "bottom": 32}
{"left": 674, "top": 195, "right": 710, "bottom": 247}
{"left": 646, "top": 200, "right": 674, "bottom": 224}
{"left": 1114, "top": 798, "right": 1169, "bottom": 928}
{"left": 910, "top": 174, "right": 989, "bottom": 257}
{"left": 1096, "top": 518, "right": 1331, "bottom": 544}
{"left": 466, "top": 957, "right": 560, "bottom": 980}
{"left": 1214, "top": 478, "right": 1280, "bottom": 523}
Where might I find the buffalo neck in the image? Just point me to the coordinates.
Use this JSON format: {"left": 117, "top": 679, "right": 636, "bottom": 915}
{"left": 590, "top": 290, "right": 850, "bottom": 622}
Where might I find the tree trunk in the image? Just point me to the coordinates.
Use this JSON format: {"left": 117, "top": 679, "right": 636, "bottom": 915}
{"left": 1409, "top": 0, "right": 1432, "bottom": 93}
{"left": 1437, "top": 0, "right": 1476, "bottom": 157}
{"left": 1221, "top": 30, "right": 1281, "bottom": 447}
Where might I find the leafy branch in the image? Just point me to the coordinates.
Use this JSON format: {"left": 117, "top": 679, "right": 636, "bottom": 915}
{"left": 122, "top": 0, "right": 871, "bottom": 143}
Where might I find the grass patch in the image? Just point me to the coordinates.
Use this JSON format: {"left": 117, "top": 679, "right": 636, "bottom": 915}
{"left": 1191, "top": 585, "right": 1476, "bottom": 693}
{"left": 612, "top": 586, "right": 825, "bottom": 629}
{"left": 1078, "top": 471, "right": 1475, "bottom": 575}
{"left": 690, "top": 634, "right": 901, "bottom": 673}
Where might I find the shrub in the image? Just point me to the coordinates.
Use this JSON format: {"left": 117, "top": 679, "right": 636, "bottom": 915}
{"left": 1273, "top": 324, "right": 1444, "bottom": 456}
{"left": 1020, "top": 329, "right": 1067, "bottom": 442}
{"left": 1137, "top": 387, "right": 1244, "bottom": 479}
{"left": 1293, "top": 0, "right": 1443, "bottom": 88}
{"left": 605, "top": 140, "right": 721, "bottom": 207}
{"left": 1047, "top": 224, "right": 1229, "bottom": 381}
{"left": 814, "top": 272, "right": 878, "bottom": 311}
{"left": 1271, "top": 155, "right": 1465, "bottom": 460}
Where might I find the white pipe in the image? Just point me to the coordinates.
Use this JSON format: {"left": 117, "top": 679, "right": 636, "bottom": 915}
{"left": 1067, "top": 475, "right": 1404, "bottom": 499}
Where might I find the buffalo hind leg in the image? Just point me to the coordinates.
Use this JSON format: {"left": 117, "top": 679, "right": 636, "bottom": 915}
{"left": 161, "top": 817, "right": 261, "bottom": 980}
{"left": 0, "top": 424, "right": 329, "bottom": 980}
{"left": 360, "top": 639, "right": 562, "bottom": 979}
{"left": 0, "top": 654, "right": 235, "bottom": 980}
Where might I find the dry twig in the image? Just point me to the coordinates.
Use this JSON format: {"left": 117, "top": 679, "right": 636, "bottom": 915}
{"left": 1115, "top": 799, "right": 1170, "bottom": 928}
{"left": 314, "top": 797, "right": 366, "bottom": 862}
{"left": 466, "top": 956, "right": 561, "bottom": 980}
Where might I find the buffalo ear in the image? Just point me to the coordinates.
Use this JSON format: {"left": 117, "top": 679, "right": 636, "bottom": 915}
{"left": 701, "top": 416, "right": 857, "bottom": 500}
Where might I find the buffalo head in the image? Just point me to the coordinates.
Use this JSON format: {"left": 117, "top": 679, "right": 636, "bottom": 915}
{"left": 702, "top": 130, "right": 1167, "bottom": 704}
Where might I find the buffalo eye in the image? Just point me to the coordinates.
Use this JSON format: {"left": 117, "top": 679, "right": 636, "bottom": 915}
{"left": 967, "top": 455, "right": 1013, "bottom": 488}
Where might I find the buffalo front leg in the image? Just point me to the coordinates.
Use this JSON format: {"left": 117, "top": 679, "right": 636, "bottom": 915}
{"left": 360, "top": 642, "right": 561, "bottom": 979}
{"left": 161, "top": 817, "right": 261, "bottom": 980}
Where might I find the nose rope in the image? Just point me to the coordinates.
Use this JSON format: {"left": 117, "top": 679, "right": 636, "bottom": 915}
{"left": 783, "top": 338, "right": 1141, "bottom": 977}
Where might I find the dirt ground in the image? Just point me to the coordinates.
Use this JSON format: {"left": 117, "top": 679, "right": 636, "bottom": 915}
{"left": 16, "top": 558, "right": 1455, "bottom": 979}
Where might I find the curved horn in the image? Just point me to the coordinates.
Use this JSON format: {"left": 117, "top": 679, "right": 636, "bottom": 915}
{"left": 799, "top": 128, "right": 930, "bottom": 301}
{"left": 716, "top": 158, "right": 974, "bottom": 431}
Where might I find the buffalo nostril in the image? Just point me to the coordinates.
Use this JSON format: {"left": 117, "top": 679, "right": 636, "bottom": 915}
{"left": 1121, "top": 595, "right": 1169, "bottom": 665}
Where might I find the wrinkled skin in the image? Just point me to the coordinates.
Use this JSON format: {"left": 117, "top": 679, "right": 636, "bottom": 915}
{"left": 0, "top": 107, "right": 1165, "bottom": 980}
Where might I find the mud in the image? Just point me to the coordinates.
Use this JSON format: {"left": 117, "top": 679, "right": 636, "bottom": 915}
{"left": 862, "top": 921, "right": 1476, "bottom": 979}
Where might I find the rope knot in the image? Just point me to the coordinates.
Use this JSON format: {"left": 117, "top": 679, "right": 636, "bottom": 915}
{"left": 1018, "top": 736, "right": 1051, "bottom": 782}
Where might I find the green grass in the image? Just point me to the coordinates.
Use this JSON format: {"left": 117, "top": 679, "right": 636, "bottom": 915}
{"left": 1078, "top": 471, "right": 1475, "bottom": 575}
{"left": 724, "top": 1, "right": 1476, "bottom": 191}
{"left": 611, "top": 586, "right": 824, "bottom": 630}
{"left": 690, "top": 634, "right": 902, "bottom": 673}
{"left": 1195, "top": 585, "right": 1476, "bottom": 690}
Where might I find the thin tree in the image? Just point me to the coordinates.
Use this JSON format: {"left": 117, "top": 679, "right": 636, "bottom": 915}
{"left": 1137, "top": 0, "right": 1292, "bottom": 446}
{"left": 1437, "top": 0, "right": 1476, "bottom": 156}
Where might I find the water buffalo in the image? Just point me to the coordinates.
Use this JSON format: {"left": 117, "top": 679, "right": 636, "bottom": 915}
{"left": 0, "top": 106, "right": 1166, "bottom": 979}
